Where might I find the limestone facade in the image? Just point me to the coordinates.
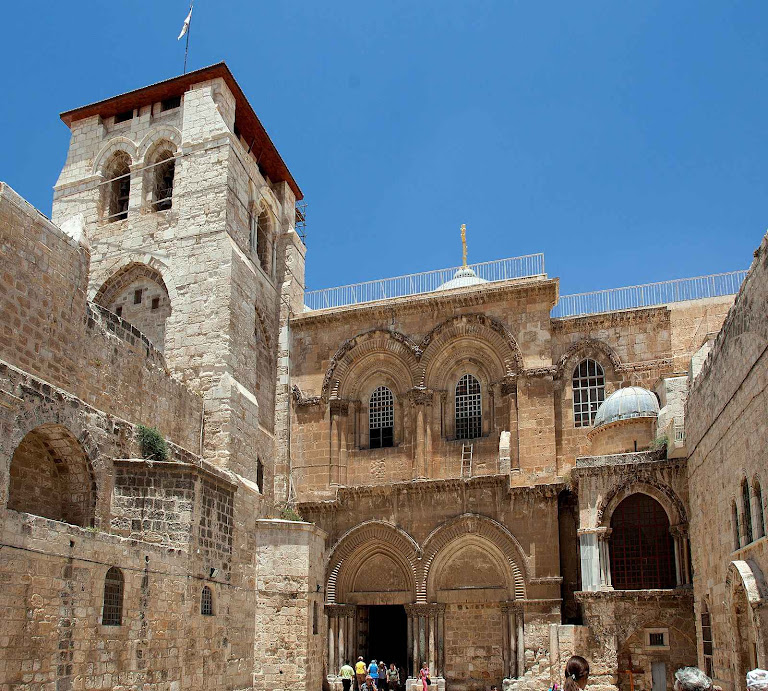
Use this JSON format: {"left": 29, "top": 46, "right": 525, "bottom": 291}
{"left": 0, "top": 60, "right": 764, "bottom": 691}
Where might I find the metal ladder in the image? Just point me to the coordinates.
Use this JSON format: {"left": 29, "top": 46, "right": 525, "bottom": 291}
{"left": 461, "top": 443, "right": 473, "bottom": 478}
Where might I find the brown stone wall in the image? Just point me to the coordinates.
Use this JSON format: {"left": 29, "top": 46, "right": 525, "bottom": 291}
{"left": 686, "top": 233, "right": 768, "bottom": 690}
{"left": 443, "top": 603, "right": 504, "bottom": 689}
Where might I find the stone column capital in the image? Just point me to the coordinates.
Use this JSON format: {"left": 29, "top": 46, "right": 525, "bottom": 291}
{"left": 499, "top": 375, "right": 518, "bottom": 396}
{"left": 325, "top": 603, "right": 356, "bottom": 618}
{"left": 329, "top": 399, "right": 350, "bottom": 416}
{"left": 405, "top": 388, "right": 435, "bottom": 407}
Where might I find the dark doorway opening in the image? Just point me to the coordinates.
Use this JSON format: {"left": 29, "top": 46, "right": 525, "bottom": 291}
{"left": 558, "top": 489, "right": 583, "bottom": 624}
{"left": 360, "top": 605, "right": 408, "bottom": 678}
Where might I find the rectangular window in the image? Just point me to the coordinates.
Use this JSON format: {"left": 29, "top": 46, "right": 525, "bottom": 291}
{"left": 161, "top": 96, "right": 181, "bottom": 112}
{"left": 115, "top": 110, "right": 133, "bottom": 124}
{"left": 115, "top": 306, "right": 123, "bottom": 317}
{"left": 151, "top": 297, "right": 160, "bottom": 310}
{"left": 134, "top": 289, "right": 142, "bottom": 305}
{"left": 649, "top": 632, "right": 665, "bottom": 647}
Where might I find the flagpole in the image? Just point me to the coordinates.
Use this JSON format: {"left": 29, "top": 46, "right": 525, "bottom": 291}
{"left": 183, "top": 0, "right": 194, "bottom": 74}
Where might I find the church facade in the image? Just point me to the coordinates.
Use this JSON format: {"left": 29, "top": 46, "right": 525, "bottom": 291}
{"left": 0, "top": 63, "right": 765, "bottom": 691}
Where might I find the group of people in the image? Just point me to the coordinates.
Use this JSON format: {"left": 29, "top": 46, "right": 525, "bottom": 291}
{"left": 341, "top": 652, "right": 768, "bottom": 690}
{"left": 338, "top": 658, "right": 405, "bottom": 691}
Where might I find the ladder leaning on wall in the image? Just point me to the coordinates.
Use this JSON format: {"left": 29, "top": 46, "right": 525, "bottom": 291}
{"left": 461, "top": 443, "right": 473, "bottom": 479}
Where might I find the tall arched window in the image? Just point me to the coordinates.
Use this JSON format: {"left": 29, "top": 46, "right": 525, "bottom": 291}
{"left": 250, "top": 206, "right": 272, "bottom": 276}
{"left": 104, "top": 151, "right": 131, "bottom": 222}
{"left": 102, "top": 567, "right": 124, "bottom": 626}
{"left": 455, "top": 374, "right": 482, "bottom": 440}
{"left": 201, "top": 586, "right": 213, "bottom": 616}
{"left": 610, "top": 494, "right": 676, "bottom": 589}
{"left": 256, "top": 458, "right": 264, "bottom": 493}
{"left": 369, "top": 386, "right": 394, "bottom": 449}
{"left": 754, "top": 479, "right": 765, "bottom": 540}
{"left": 742, "top": 478, "right": 753, "bottom": 545}
{"left": 733, "top": 500, "right": 741, "bottom": 551}
{"left": 572, "top": 359, "right": 605, "bottom": 427}
{"left": 152, "top": 149, "right": 175, "bottom": 211}
{"left": 701, "top": 599, "right": 714, "bottom": 678}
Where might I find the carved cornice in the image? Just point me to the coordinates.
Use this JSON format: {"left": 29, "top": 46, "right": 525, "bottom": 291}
{"left": 498, "top": 374, "right": 518, "bottom": 396}
{"left": 551, "top": 306, "right": 670, "bottom": 330}
{"left": 325, "top": 603, "right": 356, "bottom": 617}
{"left": 520, "top": 366, "right": 557, "bottom": 379}
{"left": 404, "top": 387, "right": 435, "bottom": 406}
{"left": 330, "top": 399, "right": 350, "bottom": 415}
{"left": 292, "top": 384, "right": 323, "bottom": 408}
{"left": 405, "top": 603, "right": 447, "bottom": 616}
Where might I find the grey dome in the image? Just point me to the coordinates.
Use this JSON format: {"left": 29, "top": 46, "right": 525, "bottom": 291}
{"left": 593, "top": 386, "right": 659, "bottom": 427}
{"left": 436, "top": 267, "right": 488, "bottom": 291}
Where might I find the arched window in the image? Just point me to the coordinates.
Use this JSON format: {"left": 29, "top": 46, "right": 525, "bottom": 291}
{"left": 104, "top": 151, "right": 131, "bottom": 222}
{"left": 732, "top": 500, "right": 741, "bottom": 551}
{"left": 201, "top": 586, "right": 213, "bottom": 616}
{"left": 455, "top": 374, "right": 482, "bottom": 440}
{"left": 572, "top": 359, "right": 605, "bottom": 427}
{"left": 369, "top": 386, "right": 394, "bottom": 449}
{"left": 152, "top": 149, "right": 175, "bottom": 211}
{"left": 249, "top": 206, "right": 272, "bottom": 276}
{"left": 701, "top": 599, "right": 714, "bottom": 678}
{"left": 610, "top": 494, "right": 676, "bottom": 589}
{"left": 102, "top": 567, "right": 124, "bottom": 626}
{"left": 754, "top": 479, "right": 766, "bottom": 540}
{"left": 742, "top": 478, "right": 753, "bottom": 545}
{"left": 256, "top": 458, "right": 264, "bottom": 493}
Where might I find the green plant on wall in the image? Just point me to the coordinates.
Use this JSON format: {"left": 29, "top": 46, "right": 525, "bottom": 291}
{"left": 137, "top": 425, "right": 168, "bottom": 462}
{"left": 279, "top": 503, "right": 304, "bottom": 522}
{"left": 650, "top": 434, "right": 668, "bottom": 451}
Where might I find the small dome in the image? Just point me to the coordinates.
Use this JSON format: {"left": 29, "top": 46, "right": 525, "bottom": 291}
{"left": 593, "top": 386, "right": 659, "bottom": 427}
{"left": 436, "top": 267, "right": 488, "bottom": 291}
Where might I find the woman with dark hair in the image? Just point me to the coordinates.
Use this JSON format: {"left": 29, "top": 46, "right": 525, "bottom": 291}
{"left": 564, "top": 656, "right": 590, "bottom": 691}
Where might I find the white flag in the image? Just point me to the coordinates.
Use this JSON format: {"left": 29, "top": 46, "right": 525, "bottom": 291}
{"left": 177, "top": 7, "right": 192, "bottom": 40}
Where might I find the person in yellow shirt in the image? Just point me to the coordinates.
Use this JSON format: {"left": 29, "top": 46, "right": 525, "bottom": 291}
{"left": 355, "top": 657, "right": 367, "bottom": 690}
{"left": 339, "top": 661, "right": 355, "bottom": 691}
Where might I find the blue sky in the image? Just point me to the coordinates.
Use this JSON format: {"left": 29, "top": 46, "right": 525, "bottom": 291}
{"left": 1, "top": 2, "right": 766, "bottom": 294}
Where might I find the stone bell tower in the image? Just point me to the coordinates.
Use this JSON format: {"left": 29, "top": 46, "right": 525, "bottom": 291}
{"left": 51, "top": 63, "right": 306, "bottom": 499}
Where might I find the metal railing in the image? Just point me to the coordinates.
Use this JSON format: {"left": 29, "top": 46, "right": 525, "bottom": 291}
{"left": 551, "top": 270, "right": 748, "bottom": 318}
{"left": 304, "top": 254, "right": 546, "bottom": 311}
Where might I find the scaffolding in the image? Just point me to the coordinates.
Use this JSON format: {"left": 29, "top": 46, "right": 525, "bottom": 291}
{"left": 295, "top": 201, "right": 307, "bottom": 243}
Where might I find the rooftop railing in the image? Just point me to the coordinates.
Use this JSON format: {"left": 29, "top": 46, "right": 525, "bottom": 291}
{"left": 551, "top": 270, "right": 748, "bottom": 318}
{"left": 304, "top": 254, "right": 546, "bottom": 311}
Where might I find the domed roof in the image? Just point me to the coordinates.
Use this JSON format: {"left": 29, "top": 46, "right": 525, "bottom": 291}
{"left": 436, "top": 267, "right": 488, "bottom": 291}
{"left": 593, "top": 386, "right": 659, "bottom": 427}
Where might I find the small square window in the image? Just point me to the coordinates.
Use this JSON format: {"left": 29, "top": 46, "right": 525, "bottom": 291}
{"left": 115, "top": 110, "right": 133, "bottom": 124}
{"left": 134, "top": 289, "right": 142, "bottom": 305}
{"left": 151, "top": 297, "right": 160, "bottom": 310}
{"left": 644, "top": 629, "right": 669, "bottom": 649}
{"left": 161, "top": 96, "right": 181, "bottom": 112}
{"left": 649, "top": 632, "right": 665, "bottom": 647}
{"left": 115, "top": 306, "right": 123, "bottom": 317}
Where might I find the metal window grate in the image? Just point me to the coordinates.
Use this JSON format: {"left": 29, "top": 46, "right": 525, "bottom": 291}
{"left": 102, "top": 567, "right": 124, "bottom": 626}
{"left": 649, "top": 632, "right": 665, "bottom": 647}
{"left": 610, "top": 494, "right": 676, "bottom": 590}
{"left": 572, "top": 359, "right": 605, "bottom": 427}
{"left": 201, "top": 586, "right": 213, "bottom": 616}
{"left": 369, "top": 386, "right": 394, "bottom": 449}
{"left": 455, "top": 374, "right": 482, "bottom": 440}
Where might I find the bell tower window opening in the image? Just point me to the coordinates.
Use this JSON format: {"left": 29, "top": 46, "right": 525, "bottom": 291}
{"left": 455, "top": 374, "right": 481, "bottom": 440}
{"left": 104, "top": 152, "right": 131, "bottom": 222}
{"left": 609, "top": 493, "right": 676, "bottom": 590}
{"left": 152, "top": 150, "right": 175, "bottom": 212}
{"left": 369, "top": 386, "right": 394, "bottom": 449}
{"left": 572, "top": 359, "right": 605, "bottom": 427}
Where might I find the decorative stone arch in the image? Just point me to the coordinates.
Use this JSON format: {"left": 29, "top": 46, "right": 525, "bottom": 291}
{"left": 597, "top": 480, "right": 687, "bottom": 529}
{"left": 725, "top": 560, "right": 768, "bottom": 676}
{"left": 325, "top": 520, "right": 420, "bottom": 604}
{"left": 555, "top": 338, "right": 622, "bottom": 379}
{"left": 421, "top": 514, "right": 528, "bottom": 602}
{"left": 136, "top": 126, "right": 182, "bottom": 161}
{"left": 88, "top": 253, "right": 174, "bottom": 301}
{"left": 92, "top": 137, "right": 138, "bottom": 176}
{"left": 321, "top": 329, "right": 421, "bottom": 401}
{"left": 418, "top": 314, "right": 524, "bottom": 384}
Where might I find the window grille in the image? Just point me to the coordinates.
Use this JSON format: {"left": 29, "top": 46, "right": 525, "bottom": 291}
{"left": 610, "top": 494, "right": 676, "bottom": 590}
{"left": 152, "top": 151, "right": 175, "bottom": 212}
{"left": 742, "top": 478, "right": 753, "bottom": 545}
{"left": 754, "top": 480, "right": 766, "bottom": 539}
{"left": 369, "top": 386, "right": 394, "bottom": 449}
{"left": 701, "top": 600, "right": 714, "bottom": 676}
{"left": 201, "top": 586, "right": 213, "bottom": 616}
{"left": 648, "top": 632, "right": 665, "bottom": 647}
{"left": 572, "top": 359, "right": 605, "bottom": 427}
{"left": 455, "top": 374, "right": 482, "bottom": 440}
{"left": 102, "top": 567, "right": 124, "bottom": 626}
{"left": 674, "top": 425, "right": 685, "bottom": 443}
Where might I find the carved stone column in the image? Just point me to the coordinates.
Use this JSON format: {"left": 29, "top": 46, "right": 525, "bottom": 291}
{"left": 405, "top": 603, "right": 446, "bottom": 679}
{"left": 407, "top": 389, "right": 434, "bottom": 480}
{"left": 501, "top": 602, "right": 524, "bottom": 678}
{"left": 597, "top": 527, "right": 613, "bottom": 591}
{"left": 326, "top": 604, "right": 356, "bottom": 675}
{"left": 514, "top": 602, "right": 525, "bottom": 679}
{"left": 329, "top": 399, "right": 349, "bottom": 486}
{"left": 671, "top": 524, "right": 691, "bottom": 586}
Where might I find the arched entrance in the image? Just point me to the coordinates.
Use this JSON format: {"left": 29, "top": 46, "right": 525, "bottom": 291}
{"left": 726, "top": 560, "right": 768, "bottom": 686}
{"left": 7, "top": 424, "right": 95, "bottom": 527}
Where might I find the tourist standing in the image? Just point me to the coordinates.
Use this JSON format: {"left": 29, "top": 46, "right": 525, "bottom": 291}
{"left": 419, "top": 661, "right": 430, "bottom": 691}
{"left": 387, "top": 662, "right": 400, "bottom": 691}
{"left": 368, "top": 659, "right": 379, "bottom": 689}
{"left": 340, "top": 661, "right": 355, "bottom": 691}
{"left": 563, "top": 656, "right": 590, "bottom": 691}
{"left": 378, "top": 661, "right": 388, "bottom": 690}
{"left": 361, "top": 676, "right": 375, "bottom": 691}
{"left": 356, "top": 657, "right": 367, "bottom": 690}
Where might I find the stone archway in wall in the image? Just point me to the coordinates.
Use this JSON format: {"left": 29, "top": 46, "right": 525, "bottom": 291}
{"left": 726, "top": 560, "right": 768, "bottom": 686}
{"left": 6, "top": 424, "right": 96, "bottom": 527}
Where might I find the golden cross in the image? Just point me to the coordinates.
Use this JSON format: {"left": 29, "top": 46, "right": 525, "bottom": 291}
{"left": 461, "top": 223, "right": 467, "bottom": 267}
